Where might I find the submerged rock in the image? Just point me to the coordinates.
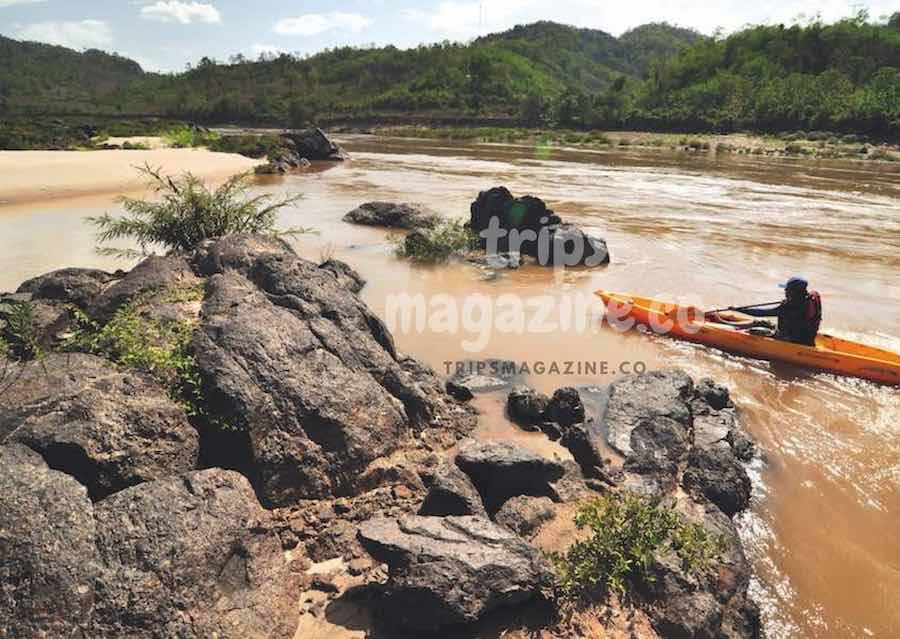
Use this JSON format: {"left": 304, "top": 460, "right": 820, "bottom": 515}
{"left": 1, "top": 353, "right": 199, "bottom": 500}
{"left": 357, "top": 515, "right": 552, "bottom": 629}
{"left": 343, "top": 201, "right": 441, "bottom": 229}
{"left": 446, "top": 358, "right": 524, "bottom": 399}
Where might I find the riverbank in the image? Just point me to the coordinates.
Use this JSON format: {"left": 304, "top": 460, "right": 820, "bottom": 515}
{"left": 372, "top": 126, "right": 900, "bottom": 162}
{"left": 0, "top": 148, "right": 262, "bottom": 207}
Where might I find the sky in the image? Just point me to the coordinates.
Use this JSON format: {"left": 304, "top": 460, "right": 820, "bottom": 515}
{"left": 1, "top": 0, "right": 896, "bottom": 72}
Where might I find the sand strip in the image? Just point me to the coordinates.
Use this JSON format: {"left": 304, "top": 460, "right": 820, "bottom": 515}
{"left": 0, "top": 148, "right": 263, "bottom": 207}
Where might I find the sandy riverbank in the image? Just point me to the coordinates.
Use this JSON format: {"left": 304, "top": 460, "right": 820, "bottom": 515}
{"left": 0, "top": 148, "right": 263, "bottom": 207}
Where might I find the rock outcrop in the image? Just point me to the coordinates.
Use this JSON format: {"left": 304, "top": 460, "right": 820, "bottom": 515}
{"left": 1, "top": 353, "right": 199, "bottom": 500}
{"left": 282, "top": 127, "right": 348, "bottom": 161}
{"left": 343, "top": 201, "right": 441, "bottom": 229}
{"left": 418, "top": 462, "right": 487, "bottom": 517}
{"left": 357, "top": 515, "right": 553, "bottom": 629}
{"left": 455, "top": 439, "right": 565, "bottom": 513}
{"left": 469, "top": 186, "right": 610, "bottom": 267}
{"left": 190, "top": 234, "right": 474, "bottom": 506}
{"left": 0, "top": 444, "right": 99, "bottom": 638}
{"left": 91, "top": 470, "right": 301, "bottom": 639}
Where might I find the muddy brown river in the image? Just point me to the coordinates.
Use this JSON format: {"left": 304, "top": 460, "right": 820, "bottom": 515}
{"left": 1, "top": 136, "right": 898, "bottom": 638}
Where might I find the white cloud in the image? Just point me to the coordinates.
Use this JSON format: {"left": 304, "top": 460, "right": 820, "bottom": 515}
{"left": 0, "top": 0, "right": 45, "bottom": 7}
{"left": 14, "top": 19, "right": 113, "bottom": 49}
{"left": 141, "top": 1, "right": 221, "bottom": 24}
{"left": 274, "top": 12, "right": 372, "bottom": 37}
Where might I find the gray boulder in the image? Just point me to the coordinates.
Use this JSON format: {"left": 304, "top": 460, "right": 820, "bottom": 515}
{"left": 506, "top": 385, "right": 549, "bottom": 426}
{"left": 605, "top": 370, "right": 694, "bottom": 456}
{"left": 343, "top": 201, "right": 441, "bottom": 229}
{"left": 683, "top": 446, "right": 752, "bottom": 517}
{"left": 455, "top": 440, "right": 564, "bottom": 512}
{"left": 545, "top": 386, "right": 585, "bottom": 427}
{"left": 1, "top": 353, "right": 199, "bottom": 500}
{"left": 282, "top": 128, "right": 348, "bottom": 161}
{"left": 16, "top": 266, "right": 118, "bottom": 308}
{"left": 0, "top": 444, "right": 98, "bottom": 638}
{"left": 92, "top": 469, "right": 301, "bottom": 639}
{"left": 494, "top": 495, "right": 556, "bottom": 538}
{"left": 418, "top": 462, "right": 486, "bottom": 516}
{"left": 357, "top": 515, "right": 552, "bottom": 629}
{"left": 319, "top": 258, "right": 366, "bottom": 294}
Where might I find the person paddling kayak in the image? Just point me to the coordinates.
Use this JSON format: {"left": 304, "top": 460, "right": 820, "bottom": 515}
{"left": 717, "top": 277, "right": 822, "bottom": 346}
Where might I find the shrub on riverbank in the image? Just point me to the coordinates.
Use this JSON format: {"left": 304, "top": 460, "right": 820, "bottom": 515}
{"left": 87, "top": 166, "right": 308, "bottom": 256}
{"left": 548, "top": 492, "right": 725, "bottom": 600}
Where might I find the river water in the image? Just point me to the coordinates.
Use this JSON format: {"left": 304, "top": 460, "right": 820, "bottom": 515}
{"left": 1, "top": 136, "right": 898, "bottom": 638}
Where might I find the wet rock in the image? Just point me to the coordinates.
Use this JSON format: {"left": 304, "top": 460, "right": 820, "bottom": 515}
{"left": 605, "top": 370, "right": 694, "bottom": 456}
{"left": 1, "top": 353, "right": 199, "bottom": 500}
{"left": 629, "top": 417, "right": 690, "bottom": 466}
{"left": 545, "top": 386, "right": 585, "bottom": 427}
{"left": 446, "top": 359, "right": 524, "bottom": 400}
{"left": 494, "top": 495, "right": 556, "bottom": 538}
{"left": 16, "top": 267, "right": 118, "bottom": 308}
{"left": 727, "top": 428, "right": 757, "bottom": 462}
{"left": 343, "top": 201, "right": 441, "bottom": 229}
{"left": 0, "top": 444, "right": 98, "bottom": 638}
{"left": 357, "top": 515, "right": 552, "bottom": 629}
{"left": 468, "top": 186, "right": 609, "bottom": 267}
{"left": 88, "top": 254, "right": 201, "bottom": 323}
{"left": 692, "top": 401, "right": 737, "bottom": 449}
{"left": 455, "top": 439, "right": 565, "bottom": 512}
{"left": 682, "top": 446, "right": 752, "bottom": 517}
{"left": 695, "top": 378, "right": 733, "bottom": 411}
{"left": 560, "top": 419, "right": 607, "bottom": 479}
{"left": 319, "top": 258, "right": 366, "bottom": 294}
{"left": 282, "top": 128, "right": 348, "bottom": 161}
{"left": 506, "top": 385, "right": 549, "bottom": 425}
{"left": 418, "top": 462, "right": 486, "bottom": 517}
{"left": 92, "top": 469, "right": 301, "bottom": 639}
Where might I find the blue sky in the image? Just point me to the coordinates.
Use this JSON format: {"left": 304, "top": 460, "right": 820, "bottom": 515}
{"left": 1, "top": 0, "right": 896, "bottom": 72}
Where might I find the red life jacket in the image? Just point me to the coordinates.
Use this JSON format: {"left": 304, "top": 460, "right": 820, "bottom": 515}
{"left": 805, "top": 290, "right": 822, "bottom": 334}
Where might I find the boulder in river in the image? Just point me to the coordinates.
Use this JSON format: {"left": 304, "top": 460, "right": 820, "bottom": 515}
{"left": 343, "top": 201, "right": 441, "bottom": 229}
{"left": 469, "top": 186, "right": 609, "bottom": 267}
{"left": 281, "top": 127, "right": 348, "bottom": 161}
{"left": 357, "top": 515, "right": 552, "bottom": 629}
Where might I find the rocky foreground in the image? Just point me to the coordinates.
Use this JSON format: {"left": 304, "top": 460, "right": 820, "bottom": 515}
{"left": 0, "top": 234, "right": 761, "bottom": 638}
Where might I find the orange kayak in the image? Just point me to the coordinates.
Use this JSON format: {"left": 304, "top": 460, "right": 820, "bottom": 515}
{"left": 595, "top": 290, "right": 900, "bottom": 386}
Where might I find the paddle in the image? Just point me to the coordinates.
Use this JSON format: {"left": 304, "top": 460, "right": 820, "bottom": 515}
{"left": 705, "top": 300, "right": 782, "bottom": 315}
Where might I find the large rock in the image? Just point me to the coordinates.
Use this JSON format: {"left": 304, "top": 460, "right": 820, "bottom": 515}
{"left": 87, "top": 254, "right": 201, "bottom": 323}
{"left": 92, "top": 469, "right": 301, "bottom": 639}
{"left": 469, "top": 187, "right": 609, "bottom": 267}
{"left": 418, "top": 462, "right": 486, "bottom": 517}
{"left": 545, "top": 386, "right": 585, "bottom": 427}
{"left": 191, "top": 234, "right": 473, "bottom": 506}
{"left": 455, "top": 440, "right": 564, "bottom": 512}
{"left": 0, "top": 444, "right": 98, "bottom": 638}
{"left": 319, "top": 258, "right": 366, "bottom": 294}
{"left": 357, "top": 515, "right": 552, "bottom": 629}
{"left": 605, "top": 370, "right": 694, "bottom": 456}
{"left": 683, "top": 446, "right": 752, "bottom": 517}
{"left": 15, "top": 266, "right": 117, "bottom": 308}
{"left": 1, "top": 353, "right": 199, "bottom": 500}
{"left": 282, "top": 128, "right": 348, "bottom": 161}
{"left": 494, "top": 495, "right": 556, "bottom": 538}
{"left": 506, "top": 385, "right": 549, "bottom": 426}
{"left": 343, "top": 202, "right": 441, "bottom": 229}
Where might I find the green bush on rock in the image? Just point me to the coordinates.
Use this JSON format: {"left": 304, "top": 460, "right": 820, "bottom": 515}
{"left": 87, "top": 165, "right": 309, "bottom": 257}
{"left": 394, "top": 219, "right": 478, "bottom": 263}
{"left": 548, "top": 492, "right": 725, "bottom": 600}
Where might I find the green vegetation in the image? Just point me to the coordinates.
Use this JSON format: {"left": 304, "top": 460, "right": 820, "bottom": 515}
{"left": 394, "top": 219, "right": 478, "bottom": 263}
{"left": 548, "top": 493, "right": 724, "bottom": 600}
{"left": 2, "top": 14, "right": 898, "bottom": 139}
{"left": 0, "top": 300, "right": 43, "bottom": 361}
{"left": 87, "top": 165, "right": 308, "bottom": 257}
{"left": 162, "top": 125, "right": 220, "bottom": 148}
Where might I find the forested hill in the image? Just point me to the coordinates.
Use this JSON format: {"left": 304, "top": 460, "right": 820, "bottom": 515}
{"left": 0, "top": 35, "right": 143, "bottom": 112}
{"left": 1, "top": 15, "right": 898, "bottom": 137}
{"left": 0, "top": 21, "right": 699, "bottom": 120}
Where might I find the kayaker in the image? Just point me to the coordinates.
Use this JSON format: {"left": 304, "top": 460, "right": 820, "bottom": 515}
{"left": 728, "top": 277, "right": 822, "bottom": 346}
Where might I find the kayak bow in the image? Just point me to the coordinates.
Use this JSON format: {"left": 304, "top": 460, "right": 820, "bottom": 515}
{"left": 595, "top": 290, "right": 900, "bottom": 385}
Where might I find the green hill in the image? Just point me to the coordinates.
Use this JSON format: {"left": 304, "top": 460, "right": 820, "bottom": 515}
{"left": 0, "top": 35, "right": 144, "bottom": 113}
